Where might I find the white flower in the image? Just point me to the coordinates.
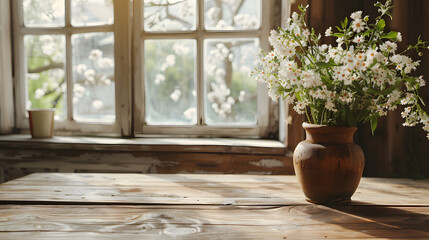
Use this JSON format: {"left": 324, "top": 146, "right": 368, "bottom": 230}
{"left": 350, "top": 11, "right": 363, "bottom": 20}
{"left": 234, "top": 14, "right": 259, "bottom": 29}
{"left": 380, "top": 41, "right": 397, "bottom": 53}
{"left": 84, "top": 69, "right": 96, "bottom": 82}
{"left": 388, "top": 90, "right": 401, "bottom": 104}
{"left": 339, "top": 91, "right": 353, "bottom": 104}
{"left": 92, "top": 100, "right": 103, "bottom": 109}
{"left": 89, "top": 49, "right": 103, "bottom": 60}
{"left": 325, "top": 27, "right": 332, "bottom": 37}
{"left": 170, "top": 89, "right": 181, "bottom": 102}
{"left": 319, "top": 44, "right": 328, "bottom": 52}
{"left": 34, "top": 88, "right": 45, "bottom": 99}
{"left": 173, "top": 42, "right": 190, "bottom": 55}
{"left": 396, "top": 32, "right": 402, "bottom": 42}
{"left": 351, "top": 19, "right": 366, "bottom": 33}
{"left": 97, "top": 57, "right": 114, "bottom": 68}
{"left": 73, "top": 84, "right": 85, "bottom": 98}
{"left": 325, "top": 100, "right": 337, "bottom": 112}
{"left": 76, "top": 64, "right": 87, "bottom": 74}
{"left": 353, "top": 35, "right": 365, "bottom": 44}
{"left": 336, "top": 37, "right": 345, "bottom": 46}
{"left": 238, "top": 91, "right": 246, "bottom": 102}
{"left": 41, "top": 44, "right": 55, "bottom": 55}
{"left": 293, "top": 101, "right": 307, "bottom": 114}
{"left": 154, "top": 73, "right": 165, "bottom": 85}
{"left": 183, "top": 107, "right": 196, "bottom": 121}
{"left": 206, "top": 7, "right": 221, "bottom": 25}
{"left": 417, "top": 76, "right": 426, "bottom": 87}
{"left": 165, "top": 55, "right": 176, "bottom": 66}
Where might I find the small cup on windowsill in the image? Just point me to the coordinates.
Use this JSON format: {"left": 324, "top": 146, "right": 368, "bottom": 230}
{"left": 28, "top": 109, "right": 55, "bottom": 138}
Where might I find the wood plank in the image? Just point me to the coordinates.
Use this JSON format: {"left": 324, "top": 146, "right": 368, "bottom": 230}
{"left": 1, "top": 174, "right": 429, "bottom": 206}
{"left": 0, "top": 135, "right": 287, "bottom": 155}
{"left": 0, "top": 149, "right": 294, "bottom": 183}
{"left": 0, "top": 205, "right": 428, "bottom": 239}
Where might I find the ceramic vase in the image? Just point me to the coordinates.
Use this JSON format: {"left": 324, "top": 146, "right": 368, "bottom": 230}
{"left": 293, "top": 122, "right": 365, "bottom": 204}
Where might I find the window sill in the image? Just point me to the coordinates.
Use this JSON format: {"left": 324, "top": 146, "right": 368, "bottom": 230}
{"left": 0, "top": 134, "right": 288, "bottom": 155}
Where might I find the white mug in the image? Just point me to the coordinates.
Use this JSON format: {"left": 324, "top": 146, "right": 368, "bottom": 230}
{"left": 28, "top": 109, "right": 55, "bottom": 138}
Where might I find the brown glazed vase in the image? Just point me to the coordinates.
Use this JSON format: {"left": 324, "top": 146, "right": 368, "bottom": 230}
{"left": 293, "top": 122, "right": 365, "bottom": 204}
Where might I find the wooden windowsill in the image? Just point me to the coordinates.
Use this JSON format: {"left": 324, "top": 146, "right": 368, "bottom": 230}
{"left": 0, "top": 134, "right": 288, "bottom": 155}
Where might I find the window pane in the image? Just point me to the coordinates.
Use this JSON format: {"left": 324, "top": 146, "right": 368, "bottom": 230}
{"left": 25, "top": 35, "right": 66, "bottom": 120}
{"left": 23, "top": 0, "right": 65, "bottom": 27}
{"left": 204, "top": 38, "right": 258, "bottom": 125}
{"left": 71, "top": 0, "right": 114, "bottom": 26}
{"left": 204, "top": 0, "right": 260, "bottom": 30}
{"left": 144, "top": 39, "right": 196, "bottom": 125}
{"left": 143, "top": 0, "right": 196, "bottom": 32}
{"left": 72, "top": 33, "right": 115, "bottom": 123}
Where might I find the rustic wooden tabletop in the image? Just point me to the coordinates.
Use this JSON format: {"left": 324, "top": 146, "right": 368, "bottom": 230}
{"left": 0, "top": 173, "right": 428, "bottom": 239}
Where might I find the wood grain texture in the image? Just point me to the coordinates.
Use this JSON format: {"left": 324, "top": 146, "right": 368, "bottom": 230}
{"left": 0, "top": 204, "right": 428, "bottom": 239}
{"left": 0, "top": 149, "right": 294, "bottom": 183}
{"left": 1, "top": 173, "right": 429, "bottom": 239}
{"left": 1, "top": 174, "right": 429, "bottom": 206}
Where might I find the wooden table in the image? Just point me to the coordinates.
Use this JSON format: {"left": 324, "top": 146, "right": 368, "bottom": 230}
{"left": 0, "top": 173, "right": 428, "bottom": 239}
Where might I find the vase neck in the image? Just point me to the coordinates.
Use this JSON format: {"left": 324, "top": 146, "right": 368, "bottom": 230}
{"left": 303, "top": 123, "right": 356, "bottom": 144}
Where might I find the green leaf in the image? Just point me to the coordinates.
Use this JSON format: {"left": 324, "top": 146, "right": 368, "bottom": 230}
{"left": 342, "top": 17, "right": 348, "bottom": 29}
{"left": 370, "top": 117, "right": 378, "bottom": 135}
{"left": 381, "top": 31, "right": 398, "bottom": 40}
{"left": 381, "top": 82, "right": 399, "bottom": 95}
{"left": 315, "top": 59, "right": 338, "bottom": 69}
{"left": 321, "top": 75, "right": 333, "bottom": 84}
{"left": 295, "top": 92, "right": 302, "bottom": 101}
{"left": 418, "top": 96, "right": 426, "bottom": 106}
{"left": 333, "top": 33, "right": 345, "bottom": 38}
{"left": 376, "top": 19, "right": 385, "bottom": 30}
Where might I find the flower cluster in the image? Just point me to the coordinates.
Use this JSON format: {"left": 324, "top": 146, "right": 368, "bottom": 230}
{"left": 251, "top": 1, "right": 429, "bottom": 138}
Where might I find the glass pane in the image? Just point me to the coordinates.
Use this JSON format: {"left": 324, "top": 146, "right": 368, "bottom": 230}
{"left": 144, "top": 39, "right": 196, "bottom": 125}
{"left": 25, "top": 35, "right": 66, "bottom": 120}
{"left": 143, "top": 0, "right": 196, "bottom": 32}
{"left": 204, "top": 38, "right": 258, "bottom": 125}
{"left": 204, "top": 0, "right": 260, "bottom": 30}
{"left": 71, "top": 0, "right": 114, "bottom": 26}
{"left": 23, "top": 0, "right": 65, "bottom": 27}
{"left": 72, "top": 32, "right": 115, "bottom": 123}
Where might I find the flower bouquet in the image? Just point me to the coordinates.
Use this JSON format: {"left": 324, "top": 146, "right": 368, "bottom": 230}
{"left": 251, "top": 0, "right": 429, "bottom": 138}
{"left": 251, "top": 0, "right": 429, "bottom": 204}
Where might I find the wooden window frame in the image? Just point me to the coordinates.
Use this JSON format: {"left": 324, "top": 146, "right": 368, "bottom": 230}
{"left": 133, "top": 0, "right": 273, "bottom": 138}
{"left": 0, "top": 0, "right": 14, "bottom": 134}
{"left": 11, "top": 0, "right": 133, "bottom": 135}
{"left": 6, "top": 0, "right": 295, "bottom": 141}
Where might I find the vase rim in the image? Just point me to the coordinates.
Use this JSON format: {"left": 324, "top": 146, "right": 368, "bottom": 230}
{"left": 302, "top": 122, "right": 357, "bottom": 130}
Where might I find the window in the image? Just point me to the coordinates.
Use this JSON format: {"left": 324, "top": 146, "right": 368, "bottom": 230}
{"left": 13, "top": 0, "right": 118, "bottom": 133}
{"left": 11, "top": 0, "right": 276, "bottom": 137}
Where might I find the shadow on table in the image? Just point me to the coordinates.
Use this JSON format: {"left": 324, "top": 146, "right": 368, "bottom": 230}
{"left": 308, "top": 202, "right": 429, "bottom": 239}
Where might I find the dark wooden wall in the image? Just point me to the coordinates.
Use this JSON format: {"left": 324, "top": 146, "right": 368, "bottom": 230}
{"left": 289, "top": 0, "right": 429, "bottom": 178}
